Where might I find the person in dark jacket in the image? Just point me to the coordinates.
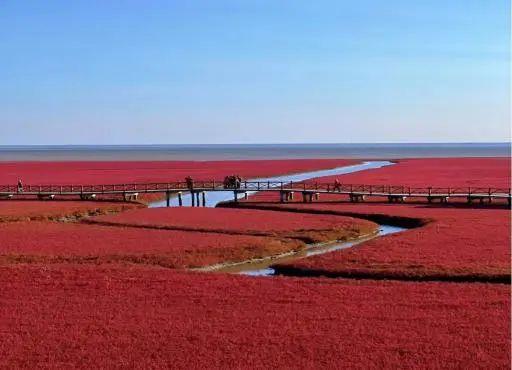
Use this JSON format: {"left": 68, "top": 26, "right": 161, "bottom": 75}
{"left": 185, "top": 176, "right": 194, "bottom": 190}
{"left": 333, "top": 178, "right": 341, "bottom": 192}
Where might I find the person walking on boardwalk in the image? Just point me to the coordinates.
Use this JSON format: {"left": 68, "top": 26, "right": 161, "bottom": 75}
{"left": 185, "top": 176, "right": 194, "bottom": 190}
{"left": 17, "top": 179, "right": 23, "bottom": 193}
{"left": 333, "top": 178, "right": 341, "bottom": 192}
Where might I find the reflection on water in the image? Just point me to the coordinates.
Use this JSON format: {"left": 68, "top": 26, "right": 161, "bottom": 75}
{"left": 149, "top": 161, "right": 393, "bottom": 208}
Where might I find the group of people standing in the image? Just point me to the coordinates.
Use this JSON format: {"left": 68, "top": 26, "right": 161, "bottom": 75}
{"left": 184, "top": 176, "right": 342, "bottom": 192}
{"left": 223, "top": 175, "right": 242, "bottom": 189}
{"left": 184, "top": 175, "right": 244, "bottom": 190}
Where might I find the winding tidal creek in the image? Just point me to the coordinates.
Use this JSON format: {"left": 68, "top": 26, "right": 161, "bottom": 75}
{"left": 150, "top": 161, "right": 406, "bottom": 277}
{"left": 197, "top": 224, "right": 405, "bottom": 277}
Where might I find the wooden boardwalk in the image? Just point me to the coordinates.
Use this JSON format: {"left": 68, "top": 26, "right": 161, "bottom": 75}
{"left": 0, "top": 181, "right": 510, "bottom": 206}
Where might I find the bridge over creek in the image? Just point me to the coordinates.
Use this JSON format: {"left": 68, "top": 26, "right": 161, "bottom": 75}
{"left": 1, "top": 181, "right": 510, "bottom": 206}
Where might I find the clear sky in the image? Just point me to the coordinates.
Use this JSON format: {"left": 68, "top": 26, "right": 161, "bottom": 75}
{"left": 0, "top": 1, "right": 510, "bottom": 145}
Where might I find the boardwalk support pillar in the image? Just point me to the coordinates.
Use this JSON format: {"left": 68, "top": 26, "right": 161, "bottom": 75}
{"left": 302, "top": 191, "right": 314, "bottom": 203}
{"left": 428, "top": 195, "right": 449, "bottom": 204}
{"left": 123, "top": 193, "right": 137, "bottom": 202}
{"left": 349, "top": 194, "right": 365, "bottom": 203}
{"left": 178, "top": 192, "right": 183, "bottom": 207}
{"left": 233, "top": 191, "right": 238, "bottom": 203}
{"left": 201, "top": 191, "right": 206, "bottom": 207}
{"left": 191, "top": 192, "right": 196, "bottom": 207}
{"left": 166, "top": 191, "right": 171, "bottom": 207}
{"left": 388, "top": 195, "right": 406, "bottom": 203}
{"left": 280, "top": 190, "right": 294, "bottom": 203}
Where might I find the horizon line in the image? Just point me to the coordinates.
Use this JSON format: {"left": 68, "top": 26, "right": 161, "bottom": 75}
{"left": 0, "top": 142, "right": 510, "bottom": 148}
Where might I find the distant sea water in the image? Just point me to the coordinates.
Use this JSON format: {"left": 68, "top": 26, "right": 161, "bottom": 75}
{"left": 0, "top": 143, "right": 509, "bottom": 161}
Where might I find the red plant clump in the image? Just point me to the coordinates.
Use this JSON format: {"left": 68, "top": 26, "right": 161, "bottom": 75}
{"left": 0, "top": 159, "right": 357, "bottom": 185}
{"left": 0, "top": 264, "right": 509, "bottom": 368}
{"left": 88, "top": 207, "right": 378, "bottom": 243}
{"left": 0, "top": 201, "right": 142, "bottom": 222}
{"left": 238, "top": 202, "right": 511, "bottom": 281}
{"left": 0, "top": 221, "right": 303, "bottom": 268}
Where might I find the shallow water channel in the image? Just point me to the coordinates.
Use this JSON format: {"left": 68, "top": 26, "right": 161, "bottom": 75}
{"left": 148, "top": 160, "right": 405, "bottom": 277}
{"left": 149, "top": 160, "right": 393, "bottom": 208}
{"left": 198, "top": 224, "right": 405, "bottom": 276}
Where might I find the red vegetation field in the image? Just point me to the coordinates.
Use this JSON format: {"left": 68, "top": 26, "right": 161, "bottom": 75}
{"left": 0, "top": 201, "right": 141, "bottom": 222}
{"left": 0, "top": 159, "right": 357, "bottom": 185}
{"left": 0, "top": 264, "right": 508, "bottom": 369}
{"left": 89, "top": 207, "right": 378, "bottom": 243}
{"left": 258, "top": 203, "right": 511, "bottom": 282}
{"left": 331, "top": 157, "right": 511, "bottom": 204}
{"left": 247, "top": 157, "right": 511, "bottom": 203}
{"left": 237, "top": 158, "right": 512, "bottom": 281}
{"left": 319, "top": 157, "right": 511, "bottom": 187}
{"left": 0, "top": 221, "right": 302, "bottom": 268}
{"left": 0, "top": 157, "right": 509, "bottom": 367}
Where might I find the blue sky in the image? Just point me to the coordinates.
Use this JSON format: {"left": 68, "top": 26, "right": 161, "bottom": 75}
{"left": 0, "top": 1, "right": 509, "bottom": 144}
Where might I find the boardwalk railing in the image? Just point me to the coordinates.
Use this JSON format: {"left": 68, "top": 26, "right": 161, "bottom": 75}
{"left": 0, "top": 181, "right": 510, "bottom": 205}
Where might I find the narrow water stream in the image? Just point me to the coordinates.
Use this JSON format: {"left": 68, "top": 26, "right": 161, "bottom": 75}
{"left": 149, "top": 160, "right": 393, "bottom": 208}
{"left": 201, "top": 224, "right": 406, "bottom": 277}
{"left": 148, "top": 160, "right": 405, "bottom": 277}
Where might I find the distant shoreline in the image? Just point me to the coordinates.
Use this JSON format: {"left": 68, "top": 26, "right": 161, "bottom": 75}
{"left": 0, "top": 143, "right": 509, "bottom": 161}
